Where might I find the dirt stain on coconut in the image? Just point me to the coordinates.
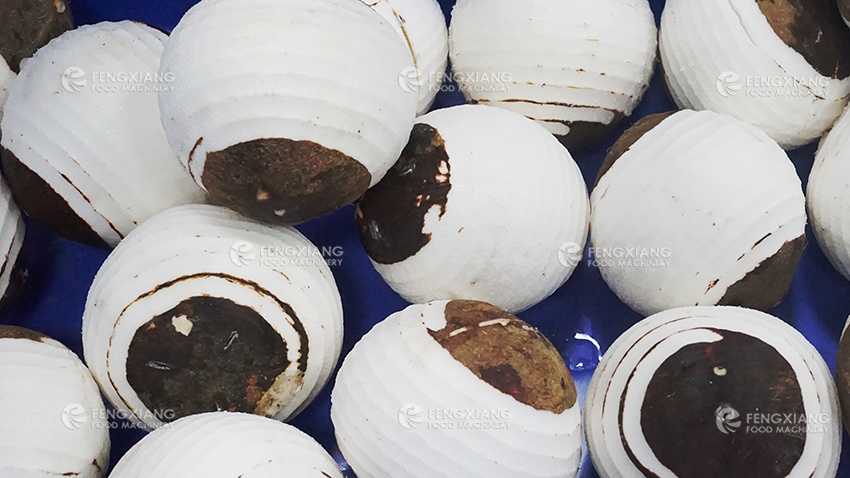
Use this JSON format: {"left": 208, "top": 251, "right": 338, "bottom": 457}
{"left": 356, "top": 123, "right": 452, "bottom": 264}
{"left": 427, "top": 300, "right": 576, "bottom": 413}
{"left": 0, "top": 0, "right": 74, "bottom": 73}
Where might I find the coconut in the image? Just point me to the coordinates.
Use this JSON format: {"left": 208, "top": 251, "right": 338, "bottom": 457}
{"left": 0, "top": 58, "right": 15, "bottom": 124}
{"left": 159, "top": 0, "right": 418, "bottom": 225}
{"left": 110, "top": 412, "right": 342, "bottom": 477}
{"left": 356, "top": 104, "right": 589, "bottom": 313}
{"left": 659, "top": 0, "right": 850, "bottom": 149}
{"left": 590, "top": 109, "right": 806, "bottom": 316}
{"left": 0, "top": 326, "right": 110, "bottom": 477}
{"left": 0, "top": 177, "right": 24, "bottom": 308}
{"left": 365, "top": 0, "right": 448, "bottom": 115}
{"left": 82, "top": 204, "right": 343, "bottom": 429}
{"left": 0, "top": 21, "right": 206, "bottom": 248}
{"left": 836, "top": 316, "right": 850, "bottom": 432}
{"left": 808, "top": 104, "right": 850, "bottom": 281}
{"left": 585, "top": 306, "right": 841, "bottom": 478}
{"left": 0, "top": 0, "right": 73, "bottom": 74}
{"left": 448, "top": 0, "right": 657, "bottom": 148}
{"left": 331, "top": 300, "right": 582, "bottom": 478}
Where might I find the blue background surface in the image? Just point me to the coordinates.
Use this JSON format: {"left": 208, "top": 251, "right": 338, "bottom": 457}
{"left": 3, "top": 0, "right": 850, "bottom": 475}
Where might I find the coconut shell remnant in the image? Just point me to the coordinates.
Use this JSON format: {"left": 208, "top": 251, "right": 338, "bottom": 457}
{"left": 841, "top": 0, "right": 850, "bottom": 27}
{"left": 836, "top": 318, "right": 850, "bottom": 433}
{"left": 0, "top": 0, "right": 74, "bottom": 73}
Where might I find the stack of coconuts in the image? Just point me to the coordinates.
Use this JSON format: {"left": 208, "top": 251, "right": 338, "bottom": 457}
{"left": 1, "top": 0, "right": 850, "bottom": 477}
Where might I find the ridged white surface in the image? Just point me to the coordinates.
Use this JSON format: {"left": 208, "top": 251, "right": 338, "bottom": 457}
{"left": 365, "top": 0, "right": 448, "bottom": 114}
{"left": 659, "top": 0, "right": 850, "bottom": 149}
{"left": 364, "top": 105, "right": 589, "bottom": 313}
{"left": 585, "top": 306, "right": 841, "bottom": 478}
{"left": 110, "top": 412, "right": 342, "bottom": 478}
{"left": 0, "top": 22, "right": 206, "bottom": 247}
{"left": 590, "top": 109, "right": 805, "bottom": 316}
{"left": 83, "top": 205, "right": 343, "bottom": 429}
{"left": 808, "top": 105, "right": 850, "bottom": 281}
{"left": 160, "top": 0, "right": 418, "bottom": 188}
{"left": 0, "top": 331, "right": 110, "bottom": 477}
{"left": 0, "top": 58, "right": 14, "bottom": 123}
{"left": 0, "top": 178, "right": 24, "bottom": 300}
{"left": 449, "top": 0, "right": 657, "bottom": 138}
{"left": 331, "top": 301, "right": 582, "bottom": 478}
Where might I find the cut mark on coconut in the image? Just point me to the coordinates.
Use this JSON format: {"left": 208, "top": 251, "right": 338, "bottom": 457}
{"left": 754, "top": 0, "right": 850, "bottom": 79}
{"left": 1, "top": 149, "right": 109, "bottom": 248}
{"left": 595, "top": 111, "right": 678, "bottom": 187}
{"left": 202, "top": 138, "right": 371, "bottom": 225}
{"left": 357, "top": 123, "right": 452, "bottom": 264}
{"left": 0, "top": 0, "right": 74, "bottom": 73}
{"left": 719, "top": 235, "right": 805, "bottom": 311}
{"left": 633, "top": 329, "right": 805, "bottom": 476}
{"left": 0, "top": 325, "right": 48, "bottom": 342}
{"left": 427, "top": 300, "right": 576, "bottom": 413}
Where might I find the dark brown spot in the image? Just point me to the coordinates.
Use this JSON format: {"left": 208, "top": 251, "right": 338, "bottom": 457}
{"left": 719, "top": 235, "right": 805, "bottom": 311}
{"left": 635, "top": 330, "right": 805, "bottom": 477}
{"left": 427, "top": 300, "right": 576, "bottom": 413}
{"left": 756, "top": 0, "right": 850, "bottom": 78}
{"left": 0, "top": 325, "right": 48, "bottom": 341}
{"left": 0, "top": 0, "right": 73, "bottom": 73}
{"left": 706, "top": 278, "right": 720, "bottom": 294}
{"left": 202, "top": 138, "right": 371, "bottom": 225}
{"left": 91, "top": 459, "right": 102, "bottom": 473}
{"left": 356, "top": 123, "right": 451, "bottom": 264}
{"left": 836, "top": 328, "right": 850, "bottom": 433}
{"left": 125, "top": 296, "right": 290, "bottom": 421}
{"left": 596, "top": 111, "right": 678, "bottom": 186}
{"left": 1, "top": 149, "right": 108, "bottom": 248}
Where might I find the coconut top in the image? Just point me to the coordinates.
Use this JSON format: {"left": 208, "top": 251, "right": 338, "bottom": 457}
{"left": 756, "top": 0, "right": 850, "bottom": 78}
{"left": 0, "top": 0, "right": 73, "bottom": 73}
{"left": 427, "top": 300, "right": 576, "bottom": 414}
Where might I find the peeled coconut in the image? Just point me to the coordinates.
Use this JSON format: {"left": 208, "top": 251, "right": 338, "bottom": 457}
{"left": 332, "top": 300, "right": 582, "bottom": 478}
{"left": 159, "top": 0, "right": 418, "bottom": 225}
{"left": 0, "top": 326, "right": 110, "bottom": 478}
{"left": 449, "top": 0, "right": 657, "bottom": 148}
{"left": 586, "top": 306, "right": 841, "bottom": 478}
{"left": 110, "top": 412, "right": 342, "bottom": 478}
{"left": 365, "top": 0, "right": 448, "bottom": 115}
{"left": 808, "top": 104, "right": 850, "bottom": 281}
{"left": 659, "top": 0, "right": 850, "bottom": 149}
{"left": 83, "top": 204, "right": 343, "bottom": 429}
{"left": 356, "top": 104, "right": 589, "bottom": 313}
{"left": 0, "top": 178, "right": 24, "bottom": 308}
{"left": 0, "top": 21, "right": 206, "bottom": 248}
{"left": 590, "top": 109, "right": 806, "bottom": 316}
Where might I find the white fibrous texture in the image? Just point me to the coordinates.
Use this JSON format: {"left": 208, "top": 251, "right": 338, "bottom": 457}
{"left": 660, "top": 0, "right": 850, "bottom": 149}
{"left": 591, "top": 109, "right": 805, "bottom": 316}
{"left": 0, "top": 21, "right": 205, "bottom": 247}
{"left": 808, "top": 105, "right": 850, "bottom": 281}
{"left": 585, "top": 306, "right": 841, "bottom": 478}
{"left": 0, "top": 178, "right": 24, "bottom": 301}
{"left": 83, "top": 204, "right": 343, "bottom": 429}
{"left": 365, "top": 0, "right": 448, "bottom": 115}
{"left": 332, "top": 300, "right": 582, "bottom": 478}
{"left": 0, "top": 58, "right": 14, "bottom": 123}
{"left": 110, "top": 412, "right": 342, "bottom": 478}
{"left": 449, "top": 0, "right": 657, "bottom": 146}
{"left": 159, "top": 0, "right": 418, "bottom": 224}
{"left": 0, "top": 327, "right": 110, "bottom": 477}
{"left": 356, "top": 105, "right": 589, "bottom": 314}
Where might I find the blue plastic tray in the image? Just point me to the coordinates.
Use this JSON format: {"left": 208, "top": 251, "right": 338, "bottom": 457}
{"left": 4, "top": 0, "right": 850, "bottom": 475}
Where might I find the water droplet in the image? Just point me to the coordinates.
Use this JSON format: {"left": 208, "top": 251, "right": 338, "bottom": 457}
{"left": 565, "top": 332, "right": 602, "bottom": 372}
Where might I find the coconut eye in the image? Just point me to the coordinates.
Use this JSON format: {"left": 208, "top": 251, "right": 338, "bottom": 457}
{"left": 158, "top": 0, "right": 418, "bottom": 226}
{"left": 590, "top": 109, "right": 806, "bottom": 316}
{"left": 659, "top": 0, "right": 850, "bottom": 149}
{"left": 448, "top": 0, "right": 657, "bottom": 149}
{"left": 807, "top": 106, "right": 850, "bottom": 282}
{"left": 585, "top": 306, "right": 841, "bottom": 478}
{"left": 110, "top": 412, "right": 342, "bottom": 477}
{"left": 0, "top": 326, "right": 110, "bottom": 478}
{"left": 331, "top": 299, "right": 582, "bottom": 478}
{"left": 0, "top": 21, "right": 206, "bottom": 248}
{"left": 82, "top": 204, "right": 343, "bottom": 429}
{"left": 355, "top": 104, "right": 589, "bottom": 314}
